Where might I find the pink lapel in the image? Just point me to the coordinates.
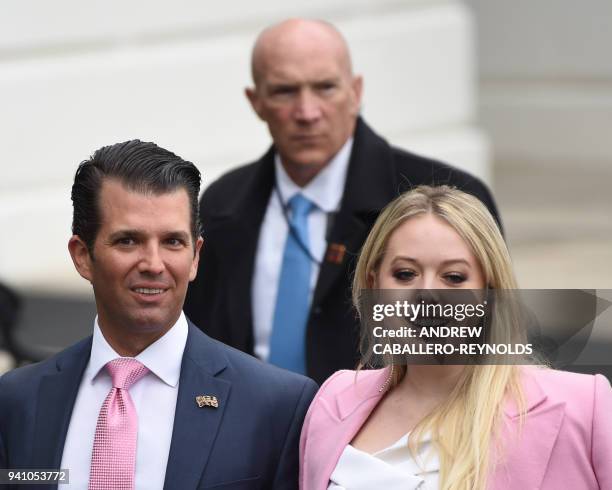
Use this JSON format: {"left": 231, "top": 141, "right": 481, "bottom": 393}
{"left": 489, "top": 368, "right": 566, "bottom": 489}
{"left": 302, "top": 369, "right": 390, "bottom": 490}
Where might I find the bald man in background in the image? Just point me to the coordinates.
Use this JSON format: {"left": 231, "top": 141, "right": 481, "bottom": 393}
{"left": 185, "top": 19, "right": 501, "bottom": 384}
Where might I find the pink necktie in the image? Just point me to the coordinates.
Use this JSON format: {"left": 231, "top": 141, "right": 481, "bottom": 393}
{"left": 89, "top": 358, "right": 149, "bottom": 490}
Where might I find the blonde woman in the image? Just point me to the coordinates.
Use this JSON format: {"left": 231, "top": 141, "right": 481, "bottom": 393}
{"left": 299, "top": 185, "right": 612, "bottom": 490}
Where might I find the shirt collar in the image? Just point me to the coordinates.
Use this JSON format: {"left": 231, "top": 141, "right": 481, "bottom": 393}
{"left": 86, "top": 312, "right": 188, "bottom": 388}
{"left": 274, "top": 137, "right": 353, "bottom": 213}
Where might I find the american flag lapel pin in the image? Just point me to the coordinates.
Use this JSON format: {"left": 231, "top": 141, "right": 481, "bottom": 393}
{"left": 195, "top": 395, "right": 219, "bottom": 408}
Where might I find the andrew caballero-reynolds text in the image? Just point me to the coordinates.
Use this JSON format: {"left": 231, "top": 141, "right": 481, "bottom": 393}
{"left": 369, "top": 300, "right": 534, "bottom": 358}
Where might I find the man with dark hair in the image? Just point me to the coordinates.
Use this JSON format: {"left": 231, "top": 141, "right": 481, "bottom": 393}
{"left": 184, "top": 19, "right": 502, "bottom": 384}
{"left": 70, "top": 140, "right": 202, "bottom": 255}
{"left": 0, "top": 140, "right": 317, "bottom": 489}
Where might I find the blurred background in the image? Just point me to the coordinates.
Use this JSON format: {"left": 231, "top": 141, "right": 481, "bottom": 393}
{"left": 1, "top": 0, "right": 611, "bottom": 375}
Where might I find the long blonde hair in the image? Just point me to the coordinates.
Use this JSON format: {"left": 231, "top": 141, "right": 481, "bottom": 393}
{"left": 352, "top": 185, "right": 525, "bottom": 490}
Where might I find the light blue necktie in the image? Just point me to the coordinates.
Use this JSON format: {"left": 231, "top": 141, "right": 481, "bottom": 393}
{"left": 268, "top": 193, "right": 314, "bottom": 374}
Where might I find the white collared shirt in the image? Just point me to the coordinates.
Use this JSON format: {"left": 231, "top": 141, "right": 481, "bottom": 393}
{"left": 60, "top": 312, "right": 188, "bottom": 489}
{"left": 252, "top": 138, "right": 353, "bottom": 361}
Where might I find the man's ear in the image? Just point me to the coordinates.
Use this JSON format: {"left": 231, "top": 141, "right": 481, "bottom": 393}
{"left": 189, "top": 236, "right": 204, "bottom": 281}
{"left": 245, "top": 86, "right": 265, "bottom": 121}
{"left": 68, "top": 235, "right": 94, "bottom": 282}
{"left": 350, "top": 75, "right": 363, "bottom": 116}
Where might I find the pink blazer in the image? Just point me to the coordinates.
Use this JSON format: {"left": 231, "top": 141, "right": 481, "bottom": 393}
{"left": 299, "top": 367, "right": 612, "bottom": 489}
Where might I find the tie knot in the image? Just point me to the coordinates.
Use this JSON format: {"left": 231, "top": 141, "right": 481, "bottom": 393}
{"left": 289, "top": 193, "right": 314, "bottom": 218}
{"left": 105, "top": 358, "right": 149, "bottom": 390}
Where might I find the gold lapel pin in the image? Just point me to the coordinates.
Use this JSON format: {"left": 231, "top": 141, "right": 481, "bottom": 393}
{"left": 195, "top": 395, "right": 219, "bottom": 409}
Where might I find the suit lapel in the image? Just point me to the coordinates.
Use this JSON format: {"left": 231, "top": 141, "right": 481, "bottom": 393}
{"left": 30, "top": 338, "right": 91, "bottom": 470}
{"left": 219, "top": 149, "right": 275, "bottom": 351}
{"left": 312, "top": 210, "right": 369, "bottom": 308}
{"left": 305, "top": 369, "right": 389, "bottom": 490}
{"left": 490, "top": 370, "right": 566, "bottom": 489}
{"left": 313, "top": 119, "right": 398, "bottom": 306}
{"left": 163, "top": 324, "right": 231, "bottom": 490}
{"left": 491, "top": 402, "right": 565, "bottom": 490}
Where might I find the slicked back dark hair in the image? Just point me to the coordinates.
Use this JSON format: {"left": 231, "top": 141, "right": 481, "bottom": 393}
{"left": 71, "top": 140, "right": 201, "bottom": 256}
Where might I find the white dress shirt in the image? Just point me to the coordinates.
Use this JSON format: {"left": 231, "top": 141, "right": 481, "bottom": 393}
{"left": 252, "top": 139, "right": 353, "bottom": 361}
{"left": 60, "top": 312, "right": 188, "bottom": 490}
{"left": 328, "top": 433, "right": 440, "bottom": 490}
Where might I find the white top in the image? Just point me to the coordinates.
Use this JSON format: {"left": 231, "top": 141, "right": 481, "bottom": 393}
{"left": 328, "top": 433, "right": 440, "bottom": 490}
{"left": 60, "top": 312, "right": 188, "bottom": 490}
{"left": 252, "top": 138, "right": 353, "bottom": 361}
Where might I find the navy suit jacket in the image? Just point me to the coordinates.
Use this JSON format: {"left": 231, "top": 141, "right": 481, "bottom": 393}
{"left": 0, "top": 322, "right": 318, "bottom": 489}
